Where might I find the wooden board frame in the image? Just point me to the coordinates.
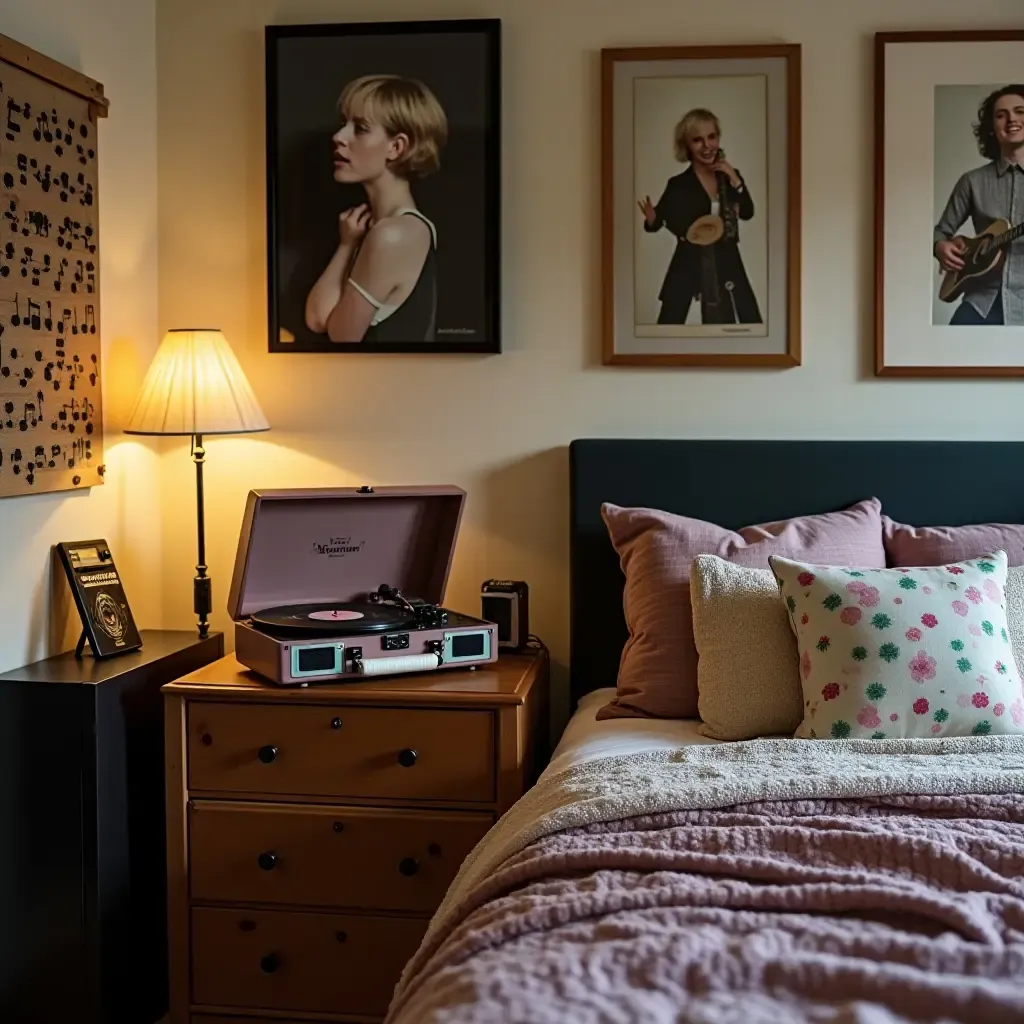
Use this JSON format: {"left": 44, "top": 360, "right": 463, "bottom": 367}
{"left": 0, "top": 33, "right": 108, "bottom": 498}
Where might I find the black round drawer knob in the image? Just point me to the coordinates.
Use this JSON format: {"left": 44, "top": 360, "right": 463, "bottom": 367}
{"left": 200, "top": 732, "right": 213, "bottom": 746}
{"left": 258, "top": 744, "right": 278, "bottom": 764}
{"left": 397, "top": 748, "right": 417, "bottom": 768}
{"left": 331, "top": 717, "right": 343, "bottom": 729}
{"left": 332, "top": 821, "right": 345, "bottom": 833}
{"left": 260, "top": 953, "right": 279, "bottom": 974}
{"left": 399, "top": 857, "right": 420, "bottom": 877}
{"left": 257, "top": 851, "right": 277, "bottom": 871}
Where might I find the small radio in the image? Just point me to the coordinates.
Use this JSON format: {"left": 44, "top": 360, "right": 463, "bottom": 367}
{"left": 481, "top": 579, "right": 529, "bottom": 652}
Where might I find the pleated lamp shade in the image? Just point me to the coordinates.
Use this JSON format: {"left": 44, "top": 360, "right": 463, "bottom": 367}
{"left": 124, "top": 329, "right": 269, "bottom": 436}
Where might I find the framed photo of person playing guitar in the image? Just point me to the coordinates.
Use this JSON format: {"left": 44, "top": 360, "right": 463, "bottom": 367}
{"left": 876, "top": 31, "right": 1024, "bottom": 377}
{"left": 601, "top": 44, "right": 802, "bottom": 367}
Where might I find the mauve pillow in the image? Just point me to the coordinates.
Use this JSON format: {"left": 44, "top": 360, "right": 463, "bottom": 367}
{"left": 598, "top": 497, "right": 886, "bottom": 720}
{"left": 884, "top": 516, "right": 1024, "bottom": 568}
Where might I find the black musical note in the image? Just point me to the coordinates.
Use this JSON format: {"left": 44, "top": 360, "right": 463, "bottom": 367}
{"left": 58, "top": 306, "right": 71, "bottom": 333}
{"left": 6, "top": 98, "right": 22, "bottom": 141}
{"left": 20, "top": 248, "right": 51, "bottom": 287}
{"left": 19, "top": 400, "right": 38, "bottom": 431}
{"left": 88, "top": 352, "right": 98, "bottom": 387}
{"left": 80, "top": 182, "right": 93, "bottom": 207}
{"left": 84, "top": 305, "right": 95, "bottom": 334}
{"left": 54, "top": 258, "right": 68, "bottom": 291}
{"left": 26, "top": 298, "right": 41, "bottom": 330}
{"left": 2, "top": 400, "right": 13, "bottom": 428}
{"left": 27, "top": 212, "right": 49, "bottom": 237}
{"left": 33, "top": 110, "right": 52, "bottom": 143}
{"left": 2, "top": 293, "right": 22, "bottom": 326}
{"left": 43, "top": 301, "right": 53, "bottom": 331}
{"left": 15, "top": 154, "right": 28, "bottom": 188}
{"left": 0, "top": 241, "right": 13, "bottom": 278}
{"left": 33, "top": 165, "right": 52, "bottom": 193}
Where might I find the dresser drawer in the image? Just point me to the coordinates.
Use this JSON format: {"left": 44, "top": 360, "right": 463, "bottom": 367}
{"left": 187, "top": 702, "right": 495, "bottom": 801}
{"left": 190, "top": 800, "right": 492, "bottom": 912}
{"left": 191, "top": 906, "right": 425, "bottom": 1017}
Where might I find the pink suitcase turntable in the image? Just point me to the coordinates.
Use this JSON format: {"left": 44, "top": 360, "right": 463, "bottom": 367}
{"left": 227, "top": 485, "right": 497, "bottom": 686}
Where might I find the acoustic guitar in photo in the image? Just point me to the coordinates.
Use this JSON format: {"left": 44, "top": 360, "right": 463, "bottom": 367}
{"left": 938, "top": 218, "right": 1024, "bottom": 303}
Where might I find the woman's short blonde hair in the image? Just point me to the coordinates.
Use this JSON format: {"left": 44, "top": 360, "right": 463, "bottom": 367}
{"left": 338, "top": 74, "right": 448, "bottom": 179}
{"left": 673, "top": 108, "right": 721, "bottom": 163}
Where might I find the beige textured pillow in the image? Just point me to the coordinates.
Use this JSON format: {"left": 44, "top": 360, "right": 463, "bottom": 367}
{"left": 690, "top": 554, "right": 804, "bottom": 740}
{"left": 1004, "top": 565, "right": 1024, "bottom": 678}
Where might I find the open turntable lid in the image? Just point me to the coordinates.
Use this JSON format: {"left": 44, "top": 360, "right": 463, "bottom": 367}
{"left": 227, "top": 485, "right": 466, "bottom": 620}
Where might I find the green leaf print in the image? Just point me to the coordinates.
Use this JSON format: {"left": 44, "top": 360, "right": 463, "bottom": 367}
{"left": 977, "top": 560, "right": 996, "bottom": 573}
{"left": 879, "top": 643, "right": 900, "bottom": 663}
{"left": 866, "top": 682, "right": 886, "bottom": 701}
{"left": 872, "top": 613, "right": 893, "bottom": 630}
{"left": 898, "top": 577, "right": 918, "bottom": 591}
{"left": 816, "top": 636, "right": 831, "bottom": 652}
{"left": 982, "top": 621, "right": 994, "bottom": 636}
{"left": 950, "top": 639, "right": 964, "bottom": 652}
{"left": 823, "top": 594, "right": 843, "bottom": 611}
{"left": 845, "top": 570, "right": 865, "bottom": 577}
{"left": 1002, "top": 628, "right": 1009, "bottom": 644}
{"left": 973, "top": 720, "right": 993, "bottom": 735}
{"left": 852, "top": 646, "right": 868, "bottom": 662}
{"left": 934, "top": 708, "right": 949, "bottom": 723}
{"left": 956, "top": 657, "right": 972, "bottom": 673}
{"left": 786, "top": 595, "right": 796, "bottom": 613}
{"left": 831, "top": 720, "right": 852, "bottom": 739}
{"left": 871, "top": 731, "right": 886, "bottom": 740}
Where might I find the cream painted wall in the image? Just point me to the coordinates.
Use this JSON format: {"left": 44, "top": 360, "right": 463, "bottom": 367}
{"left": 155, "top": 0, "right": 1024, "bottom": 728}
{"left": 0, "top": 0, "right": 160, "bottom": 673}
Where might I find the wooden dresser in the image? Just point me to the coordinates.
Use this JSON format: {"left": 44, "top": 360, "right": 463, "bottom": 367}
{"left": 163, "top": 648, "right": 549, "bottom": 1024}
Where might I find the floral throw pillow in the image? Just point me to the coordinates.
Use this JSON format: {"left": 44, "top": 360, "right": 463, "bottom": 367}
{"left": 769, "top": 550, "right": 1024, "bottom": 740}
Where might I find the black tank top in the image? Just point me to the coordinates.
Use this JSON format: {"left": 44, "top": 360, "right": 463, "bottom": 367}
{"left": 362, "top": 210, "right": 437, "bottom": 343}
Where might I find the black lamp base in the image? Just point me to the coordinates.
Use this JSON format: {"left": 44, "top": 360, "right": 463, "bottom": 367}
{"left": 193, "top": 433, "right": 211, "bottom": 638}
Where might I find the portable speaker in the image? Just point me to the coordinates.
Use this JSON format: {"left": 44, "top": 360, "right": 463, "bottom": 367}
{"left": 481, "top": 579, "right": 529, "bottom": 651}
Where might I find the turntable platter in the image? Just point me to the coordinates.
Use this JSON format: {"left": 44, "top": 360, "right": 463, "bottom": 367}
{"left": 250, "top": 602, "right": 416, "bottom": 637}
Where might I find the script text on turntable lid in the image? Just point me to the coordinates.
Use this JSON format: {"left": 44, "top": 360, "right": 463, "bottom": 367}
{"left": 227, "top": 485, "right": 466, "bottom": 620}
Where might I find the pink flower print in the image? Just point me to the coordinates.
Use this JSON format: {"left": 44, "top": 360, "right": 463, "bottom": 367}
{"left": 845, "top": 582, "right": 880, "bottom": 608}
{"left": 921, "top": 613, "right": 938, "bottom": 629}
{"left": 952, "top": 600, "right": 969, "bottom": 617}
{"left": 1012, "top": 700, "right": 1024, "bottom": 726}
{"left": 840, "top": 606, "right": 862, "bottom": 626}
{"left": 889, "top": 712, "right": 899, "bottom": 723}
{"left": 931, "top": 724, "right": 942, "bottom": 734}
{"left": 965, "top": 586, "right": 982, "bottom": 605}
{"left": 996, "top": 661, "right": 1008, "bottom": 675}
{"left": 922, "top": 586, "right": 933, "bottom": 595}
{"left": 893, "top": 597, "right": 903, "bottom": 605}
{"left": 983, "top": 579, "right": 1002, "bottom": 603}
{"left": 857, "top": 705, "right": 882, "bottom": 729}
{"left": 994, "top": 703, "right": 1006, "bottom": 718}
{"left": 977, "top": 674, "right": 991, "bottom": 688}
{"left": 908, "top": 651, "right": 936, "bottom": 683}
{"left": 801, "top": 650, "right": 812, "bottom": 680}
{"left": 797, "top": 571, "right": 815, "bottom": 587}
{"left": 822, "top": 682, "right": 841, "bottom": 701}
{"left": 801, "top": 612, "right": 809, "bottom": 626}
{"left": 905, "top": 627, "right": 922, "bottom": 642}
{"left": 957, "top": 694, "right": 971, "bottom": 708}
{"left": 969, "top": 624, "right": 982, "bottom": 637}
{"left": 946, "top": 565, "right": 965, "bottom": 575}
{"left": 913, "top": 698, "right": 930, "bottom": 715}
{"left": 973, "top": 692, "right": 990, "bottom": 709}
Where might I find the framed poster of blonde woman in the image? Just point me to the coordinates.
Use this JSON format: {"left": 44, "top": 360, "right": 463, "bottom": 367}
{"left": 601, "top": 44, "right": 801, "bottom": 367}
{"left": 265, "top": 20, "right": 500, "bottom": 354}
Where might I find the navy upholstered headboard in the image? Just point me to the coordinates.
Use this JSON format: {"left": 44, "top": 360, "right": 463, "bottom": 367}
{"left": 569, "top": 439, "right": 1024, "bottom": 708}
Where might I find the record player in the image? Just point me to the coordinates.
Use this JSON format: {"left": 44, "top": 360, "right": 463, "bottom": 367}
{"left": 228, "top": 485, "right": 498, "bottom": 686}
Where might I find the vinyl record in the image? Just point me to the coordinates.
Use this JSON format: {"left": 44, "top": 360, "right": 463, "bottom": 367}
{"left": 250, "top": 602, "right": 416, "bottom": 637}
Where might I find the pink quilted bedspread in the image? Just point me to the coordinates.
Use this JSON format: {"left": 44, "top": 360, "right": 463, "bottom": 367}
{"left": 386, "top": 794, "right": 1024, "bottom": 1023}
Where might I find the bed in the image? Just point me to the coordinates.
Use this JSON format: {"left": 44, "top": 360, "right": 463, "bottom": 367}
{"left": 385, "top": 440, "right": 1024, "bottom": 1023}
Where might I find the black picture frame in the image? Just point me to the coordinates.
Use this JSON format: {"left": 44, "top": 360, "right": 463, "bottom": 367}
{"left": 265, "top": 18, "right": 501, "bottom": 354}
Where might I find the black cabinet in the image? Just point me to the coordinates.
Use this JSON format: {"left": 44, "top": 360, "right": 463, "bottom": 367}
{"left": 0, "top": 629, "right": 224, "bottom": 1024}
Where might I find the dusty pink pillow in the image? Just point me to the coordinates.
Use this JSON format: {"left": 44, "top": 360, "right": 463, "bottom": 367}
{"left": 884, "top": 516, "right": 1024, "bottom": 567}
{"left": 598, "top": 498, "right": 886, "bottom": 720}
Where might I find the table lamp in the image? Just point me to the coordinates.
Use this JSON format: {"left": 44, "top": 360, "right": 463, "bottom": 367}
{"left": 124, "top": 328, "right": 269, "bottom": 638}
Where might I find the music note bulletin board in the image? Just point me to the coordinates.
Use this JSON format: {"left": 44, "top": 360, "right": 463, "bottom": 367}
{"left": 0, "top": 34, "right": 108, "bottom": 498}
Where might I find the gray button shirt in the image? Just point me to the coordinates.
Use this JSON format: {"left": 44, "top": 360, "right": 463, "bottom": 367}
{"left": 933, "top": 157, "right": 1024, "bottom": 324}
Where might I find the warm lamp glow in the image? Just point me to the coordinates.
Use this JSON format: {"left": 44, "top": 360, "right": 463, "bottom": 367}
{"left": 124, "top": 328, "right": 269, "bottom": 436}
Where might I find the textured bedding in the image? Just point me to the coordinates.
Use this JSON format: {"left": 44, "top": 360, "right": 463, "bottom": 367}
{"left": 385, "top": 737, "right": 1024, "bottom": 1023}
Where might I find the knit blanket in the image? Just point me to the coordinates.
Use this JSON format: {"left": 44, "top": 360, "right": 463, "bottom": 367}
{"left": 385, "top": 736, "right": 1024, "bottom": 1023}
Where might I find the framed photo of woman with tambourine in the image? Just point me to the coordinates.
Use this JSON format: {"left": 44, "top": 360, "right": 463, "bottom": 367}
{"left": 601, "top": 44, "right": 801, "bottom": 367}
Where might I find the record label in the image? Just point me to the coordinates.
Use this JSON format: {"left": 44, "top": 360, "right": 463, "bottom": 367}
{"left": 309, "top": 609, "right": 365, "bottom": 621}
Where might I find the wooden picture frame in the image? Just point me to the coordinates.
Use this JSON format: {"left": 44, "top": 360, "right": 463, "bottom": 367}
{"left": 601, "top": 44, "right": 801, "bottom": 367}
{"left": 875, "top": 30, "right": 1024, "bottom": 377}
{"left": 265, "top": 19, "right": 501, "bottom": 355}
{"left": 0, "top": 33, "right": 108, "bottom": 498}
